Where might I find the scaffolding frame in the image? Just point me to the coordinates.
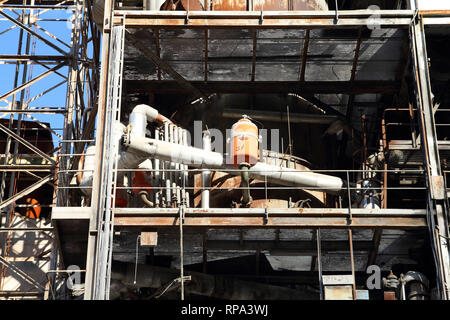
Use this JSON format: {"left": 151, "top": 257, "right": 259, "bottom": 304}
{"left": 0, "top": 0, "right": 99, "bottom": 299}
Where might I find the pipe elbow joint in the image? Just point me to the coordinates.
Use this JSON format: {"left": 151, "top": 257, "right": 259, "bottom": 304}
{"left": 132, "top": 104, "right": 172, "bottom": 126}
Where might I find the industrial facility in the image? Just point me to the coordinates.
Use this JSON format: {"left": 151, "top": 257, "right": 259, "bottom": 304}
{"left": 0, "top": 0, "right": 449, "bottom": 301}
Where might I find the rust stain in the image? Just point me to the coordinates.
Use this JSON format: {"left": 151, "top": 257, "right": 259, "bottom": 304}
{"left": 211, "top": 0, "right": 328, "bottom": 11}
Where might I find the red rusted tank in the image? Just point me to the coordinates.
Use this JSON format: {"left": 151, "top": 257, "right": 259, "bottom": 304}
{"left": 132, "top": 170, "right": 152, "bottom": 195}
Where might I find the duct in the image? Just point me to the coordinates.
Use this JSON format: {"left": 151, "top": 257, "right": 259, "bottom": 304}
{"left": 80, "top": 104, "right": 171, "bottom": 197}
{"left": 125, "top": 135, "right": 225, "bottom": 169}
{"left": 222, "top": 108, "right": 341, "bottom": 125}
{"left": 129, "top": 104, "right": 172, "bottom": 138}
{"left": 248, "top": 162, "right": 344, "bottom": 194}
{"left": 111, "top": 262, "right": 315, "bottom": 300}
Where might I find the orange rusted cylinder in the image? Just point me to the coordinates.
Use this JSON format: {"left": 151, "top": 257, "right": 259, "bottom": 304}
{"left": 132, "top": 170, "right": 152, "bottom": 194}
{"left": 25, "top": 198, "right": 41, "bottom": 219}
{"left": 230, "top": 116, "right": 259, "bottom": 167}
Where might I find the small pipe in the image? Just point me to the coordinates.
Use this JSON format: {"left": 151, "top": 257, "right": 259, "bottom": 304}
{"left": 222, "top": 108, "right": 340, "bottom": 125}
{"left": 164, "top": 121, "right": 171, "bottom": 206}
{"left": 201, "top": 131, "right": 211, "bottom": 209}
{"left": 139, "top": 191, "right": 154, "bottom": 207}
{"left": 403, "top": 271, "right": 429, "bottom": 300}
{"left": 170, "top": 124, "right": 177, "bottom": 205}
{"left": 183, "top": 129, "right": 190, "bottom": 208}
{"left": 239, "top": 164, "right": 252, "bottom": 206}
{"left": 154, "top": 128, "right": 160, "bottom": 207}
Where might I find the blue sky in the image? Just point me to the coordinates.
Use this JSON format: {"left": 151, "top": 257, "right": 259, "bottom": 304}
{"left": 0, "top": 7, "right": 94, "bottom": 150}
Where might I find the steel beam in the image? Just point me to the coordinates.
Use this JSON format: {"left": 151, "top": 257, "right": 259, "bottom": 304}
{"left": 0, "top": 164, "right": 54, "bottom": 172}
{"left": 116, "top": 10, "right": 450, "bottom": 28}
{"left": 126, "top": 80, "right": 400, "bottom": 95}
{"left": 116, "top": 10, "right": 415, "bottom": 29}
{"left": 206, "top": 240, "right": 373, "bottom": 253}
{"left": 113, "top": 208, "right": 427, "bottom": 230}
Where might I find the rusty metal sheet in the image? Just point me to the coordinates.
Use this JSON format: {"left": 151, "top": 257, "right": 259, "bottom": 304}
{"left": 430, "top": 175, "right": 446, "bottom": 200}
{"left": 212, "top": 0, "right": 246, "bottom": 11}
{"left": 324, "top": 285, "right": 353, "bottom": 300}
{"left": 211, "top": 0, "right": 328, "bottom": 11}
{"left": 384, "top": 291, "right": 396, "bottom": 300}
{"left": 140, "top": 232, "right": 158, "bottom": 246}
{"left": 322, "top": 274, "right": 354, "bottom": 285}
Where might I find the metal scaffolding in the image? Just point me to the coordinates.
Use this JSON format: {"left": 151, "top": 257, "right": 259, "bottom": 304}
{"left": 0, "top": 0, "right": 99, "bottom": 299}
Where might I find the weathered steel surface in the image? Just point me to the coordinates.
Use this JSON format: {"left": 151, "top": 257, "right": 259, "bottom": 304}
{"left": 116, "top": 10, "right": 418, "bottom": 28}
{"left": 114, "top": 215, "right": 426, "bottom": 229}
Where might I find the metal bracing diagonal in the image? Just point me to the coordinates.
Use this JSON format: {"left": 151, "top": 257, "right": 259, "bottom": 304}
{"left": 0, "top": 255, "right": 45, "bottom": 291}
{"left": 0, "top": 175, "right": 52, "bottom": 211}
{"left": 0, "top": 122, "right": 56, "bottom": 164}
{"left": 0, "top": 62, "right": 66, "bottom": 103}
{"left": 25, "top": 80, "right": 66, "bottom": 106}
{"left": 0, "top": 10, "right": 68, "bottom": 56}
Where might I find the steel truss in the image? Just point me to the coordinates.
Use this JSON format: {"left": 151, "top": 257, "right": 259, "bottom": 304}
{"left": 0, "top": 0, "right": 99, "bottom": 299}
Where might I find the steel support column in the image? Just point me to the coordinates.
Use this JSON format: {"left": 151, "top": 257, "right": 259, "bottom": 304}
{"left": 410, "top": 13, "right": 450, "bottom": 299}
{"left": 84, "top": 10, "right": 125, "bottom": 299}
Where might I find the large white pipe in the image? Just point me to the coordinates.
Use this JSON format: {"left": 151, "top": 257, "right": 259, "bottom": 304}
{"left": 80, "top": 122, "right": 127, "bottom": 196}
{"left": 125, "top": 135, "right": 345, "bottom": 194}
{"left": 82, "top": 104, "right": 345, "bottom": 197}
{"left": 126, "top": 135, "right": 224, "bottom": 169}
{"left": 80, "top": 104, "right": 169, "bottom": 196}
{"left": 129, "top": 104, "right": 172, "bottom": 138}
{"left": 248, "top": 162, "right": 344, "bottom": 194}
